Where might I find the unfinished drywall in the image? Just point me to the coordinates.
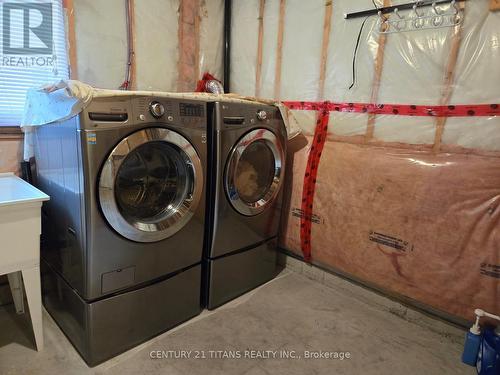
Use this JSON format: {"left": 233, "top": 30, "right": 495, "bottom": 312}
{"left": 230, "top": 0, "right": 500, "bottom": 321}
{"left": 72, "top": 0, "right": 224, "bottom": 91}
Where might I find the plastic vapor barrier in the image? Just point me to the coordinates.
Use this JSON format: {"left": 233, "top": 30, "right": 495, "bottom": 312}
{"left": 231, "top": 0, "right": 500, "bottom": 322}
{"left": 134, "top": 0, "right": 180, "bottom": 91}
{"left": 281, "top": 136, "right": 499, "bottom": 321}
{"left": 73, "top": 0, "right": 128, "bottom": 89}
{"left": 72, "top": 0, "right": 223, "bottom": 91}
{"left": 199, "top": 0, "right": 225, "bottom": 83}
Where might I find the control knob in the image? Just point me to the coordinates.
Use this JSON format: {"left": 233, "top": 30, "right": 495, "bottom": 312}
{"left": 149, "top": 101, "right": 165, "bottom": 118}
{"left": 256, "top": 110, "right": 268, "bottom": 121}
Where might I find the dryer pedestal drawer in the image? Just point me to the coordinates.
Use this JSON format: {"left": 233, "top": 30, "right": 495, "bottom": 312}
{"left": 205, "top": 238, "right": 281, "bottom": 310}
{"left": 42, "top": 261, "right": 202, "bottom": 367}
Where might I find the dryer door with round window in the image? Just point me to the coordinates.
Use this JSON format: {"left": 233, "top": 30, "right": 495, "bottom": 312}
{"left": 98, "top": 127, "right": 203, "bottom": 242}
{"left": 225, "top": 128, "right": 284, "bottom": 216}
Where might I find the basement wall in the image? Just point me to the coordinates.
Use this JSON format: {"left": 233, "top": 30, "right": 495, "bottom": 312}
{"left": 230, "top": 0, "right": 500, "bottom": 323}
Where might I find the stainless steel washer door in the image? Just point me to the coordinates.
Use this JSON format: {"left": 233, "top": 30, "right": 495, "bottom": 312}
{"left": 225, "top": 128, "right": 284, "bottom": 216}
{"left": 99, "top": 127, "right": 203, "bottom": 242}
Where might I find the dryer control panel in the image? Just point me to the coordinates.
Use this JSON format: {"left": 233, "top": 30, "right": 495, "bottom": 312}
{"left": 217, "top": 101, "right": 282, "bottom": 132}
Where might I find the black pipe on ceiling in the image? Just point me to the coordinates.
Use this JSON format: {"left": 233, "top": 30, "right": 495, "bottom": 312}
{"left": 223, "top": 0, "right": 232, "bottom": 93}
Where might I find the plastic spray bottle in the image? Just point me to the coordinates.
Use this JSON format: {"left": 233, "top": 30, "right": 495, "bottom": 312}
{"left": 462, "top": 310, "right": 482, "bottom": 366}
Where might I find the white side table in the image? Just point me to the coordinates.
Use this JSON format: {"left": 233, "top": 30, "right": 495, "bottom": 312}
{"left": 0, "top": 172, "right": 49, "bottom": 351}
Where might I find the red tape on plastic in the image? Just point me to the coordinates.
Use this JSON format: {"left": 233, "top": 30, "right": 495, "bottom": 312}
{"left": 300, "top": 104, "right": 330, "bottom": 262}
{"left": 288, "top": 100, "right": 499, "bottom": 262}
{"left": 284, "top": 101, "right": 500, "bottom": 117}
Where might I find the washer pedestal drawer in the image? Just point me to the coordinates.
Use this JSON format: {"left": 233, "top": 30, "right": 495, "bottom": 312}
{"left": 42, "top": 261, "right": 202, "bottom": 366}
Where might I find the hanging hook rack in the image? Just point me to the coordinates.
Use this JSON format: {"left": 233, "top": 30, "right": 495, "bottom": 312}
{"left": 432, "top": 2, "right": 442, "bottom": 15}
{"left": 394, "top": 8, "right": 404, "bottom": 19}
{"left": 372, "top": 0, "right": 464, "bottom": 34}
{"left": 413, "top": 1, "right": 424, "bottom": 17}
{"left": 344, "top": 0, "right": 465, "bottom": 20}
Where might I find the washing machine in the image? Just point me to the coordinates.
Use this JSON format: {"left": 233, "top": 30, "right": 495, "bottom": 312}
{"left": 203, "top": 101, "right": 286, "bottom": 309}
{"left": 33, "top": 94, "right": 210, "bottom": 365}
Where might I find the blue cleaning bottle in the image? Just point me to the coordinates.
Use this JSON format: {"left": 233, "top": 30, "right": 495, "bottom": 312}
{"left": 476, "top": 326, "right": 500, "bottom": 375}
{"left": 462, "top": 313, "right": 482, "bottom": 366}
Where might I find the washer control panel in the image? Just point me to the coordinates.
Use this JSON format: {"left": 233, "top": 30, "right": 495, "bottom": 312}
{"left": 180, "top": 102, "right": 204, "bottom": 117}
{"left": 132, "top": 97, "right": 206, "bottom": 129}
{"left": 82, "top": 97, "right": 208, "bottom": 130}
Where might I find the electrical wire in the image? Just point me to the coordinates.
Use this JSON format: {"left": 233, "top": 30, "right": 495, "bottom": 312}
{"left": 348, "top": 0, "right": 381, "bottom": 90}
{"left": 120, "top": 0, "right": 133, "bottom": 90}
{"left": 348, "top": 15, "right": 372, "bottom": 90}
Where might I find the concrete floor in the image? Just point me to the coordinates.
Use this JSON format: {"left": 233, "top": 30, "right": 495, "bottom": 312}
{"left": 0, "top": 269, "right": 474, "bottom": 375}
